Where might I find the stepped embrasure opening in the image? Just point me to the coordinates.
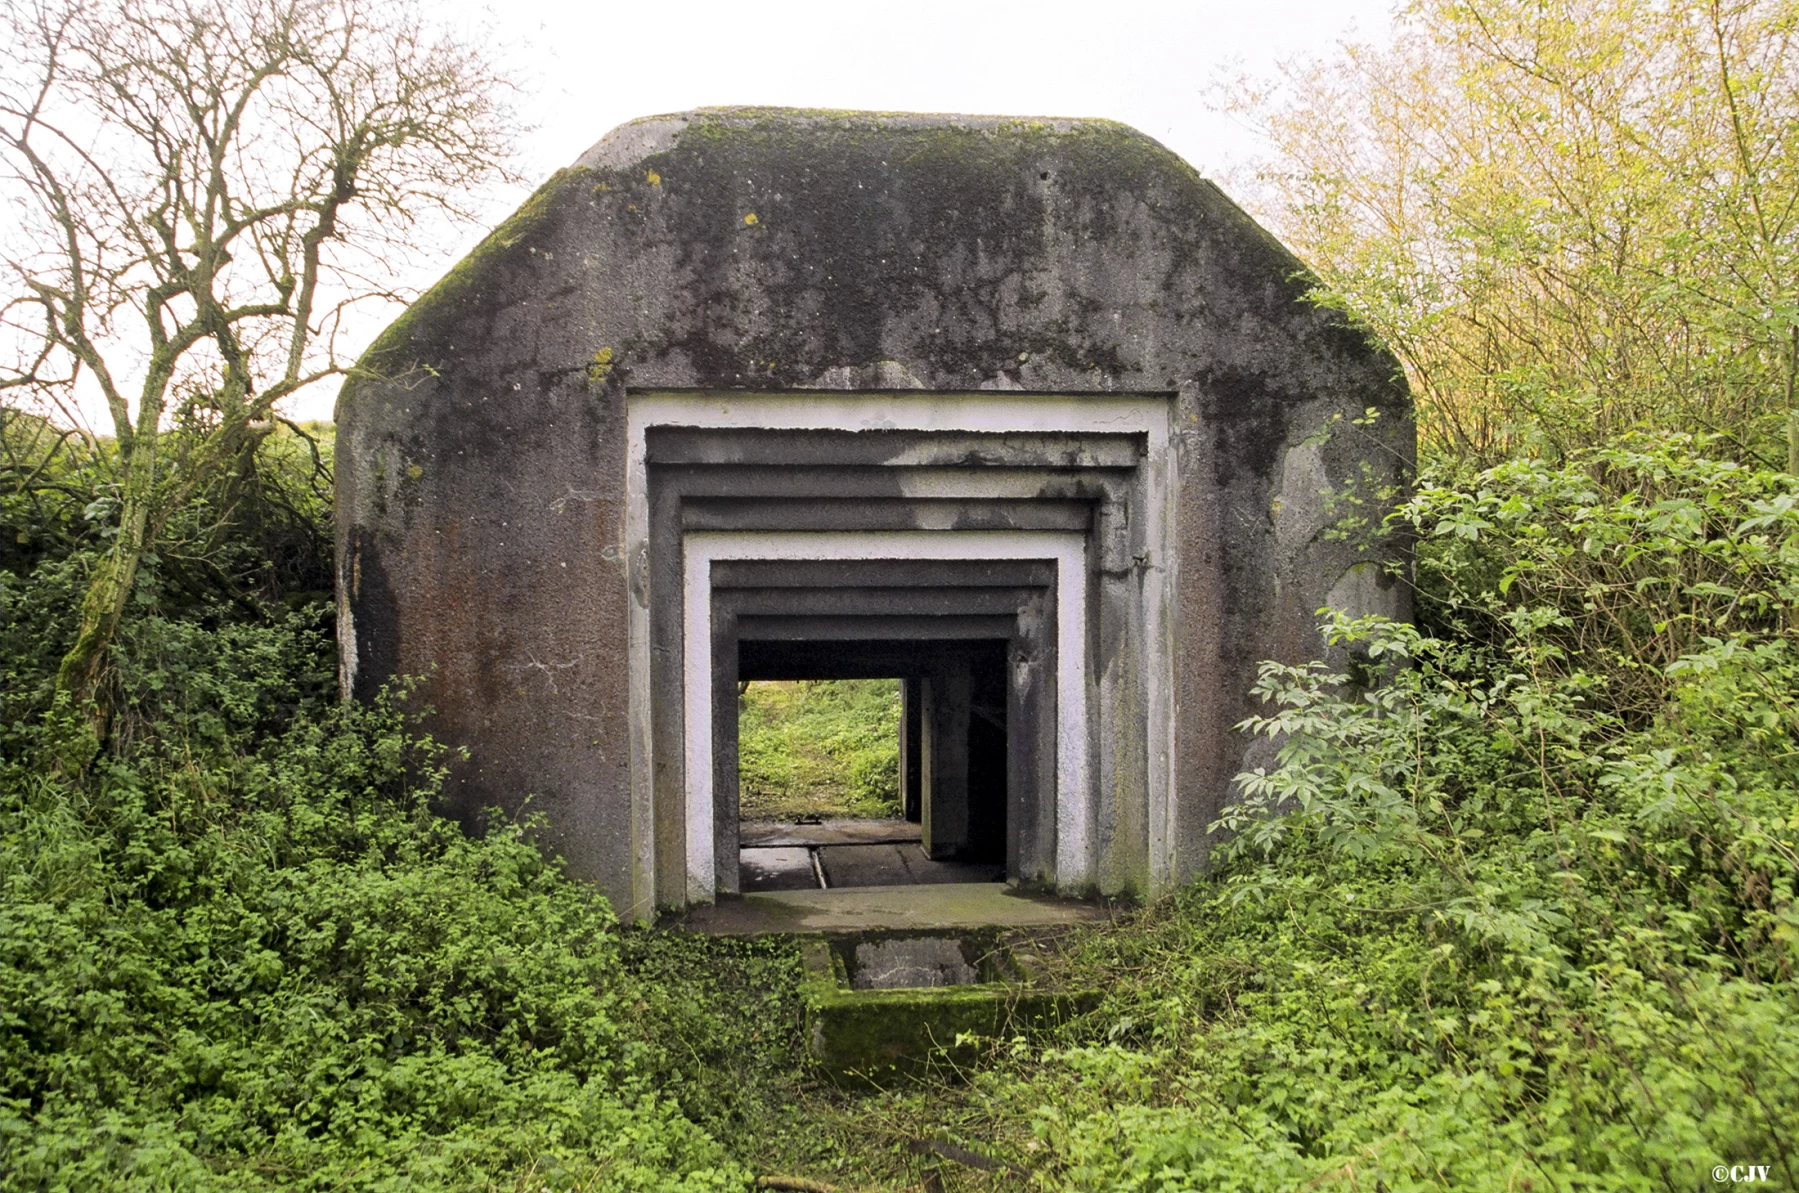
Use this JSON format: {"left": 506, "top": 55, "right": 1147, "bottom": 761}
{"left": 648, "top": 411, "right": 1171, "bottom": 903}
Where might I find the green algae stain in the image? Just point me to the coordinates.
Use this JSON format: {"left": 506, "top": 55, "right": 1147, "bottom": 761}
{"left": 343, "top": 167, "right": 595, "bottom": 403}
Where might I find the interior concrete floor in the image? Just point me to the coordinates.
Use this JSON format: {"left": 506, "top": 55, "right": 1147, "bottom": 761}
{"left": 672, "top": 883, "right": 1113, "bottom": 934}
{"left": 738, "top": 818, "right": 1006, "bottom": 892}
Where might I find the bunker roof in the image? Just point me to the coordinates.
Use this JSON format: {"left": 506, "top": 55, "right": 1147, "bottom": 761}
{"left": 345, "top": 105, "right": 1396, "bottom": 414}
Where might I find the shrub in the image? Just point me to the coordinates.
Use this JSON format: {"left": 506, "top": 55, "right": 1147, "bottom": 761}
{"left": 973, "top": 438, "right": 1799, "bottom": 1191}
{"left": 0, "top": 420, "right": 747, "bottom": 1191}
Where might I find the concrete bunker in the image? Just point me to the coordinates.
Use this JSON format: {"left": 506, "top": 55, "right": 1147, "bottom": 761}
{"left": 334, "top": 107, "right": 1413, "bottom": 921}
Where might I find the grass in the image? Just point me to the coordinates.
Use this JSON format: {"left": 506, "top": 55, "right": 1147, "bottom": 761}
{"left": 737, "top": 680, "right": 902, "bottom": 822}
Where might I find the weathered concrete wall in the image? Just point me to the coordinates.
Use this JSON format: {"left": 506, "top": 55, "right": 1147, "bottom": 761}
{"left": 335, "top": 107, "right": 1412, "bottom": 914}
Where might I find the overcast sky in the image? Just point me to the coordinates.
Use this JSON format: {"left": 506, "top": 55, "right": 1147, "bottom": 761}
{"left": 472, "top": 0, "right": 1395, "bottom": 183}
{"left": 240, "top": 1, "right": 1411, "bottom": 420}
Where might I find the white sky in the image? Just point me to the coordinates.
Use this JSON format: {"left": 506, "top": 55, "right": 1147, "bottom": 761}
{"left": 474, "top": 0, "right": 1395, "bottom": 182}
{"left": 100, "top": 0, "right": 1404, "bottom": 424}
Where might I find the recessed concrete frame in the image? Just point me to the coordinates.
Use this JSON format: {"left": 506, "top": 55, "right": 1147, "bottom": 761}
{"left": 637, "top": 392, "right": 1168, "bottom": 907}
{"left": 688, "top": 528, "right": 1083, "bottom": 901}
{"left": 715, "top": 556, "right": 1059, "bottom": 889}
{"left": 334, "top": 107, "right": 1414, "bottom": 923}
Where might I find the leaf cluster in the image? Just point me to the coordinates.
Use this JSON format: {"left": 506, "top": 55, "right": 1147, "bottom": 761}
{"left": 1237, "top": 0, "right": 1799, "bottom": 465}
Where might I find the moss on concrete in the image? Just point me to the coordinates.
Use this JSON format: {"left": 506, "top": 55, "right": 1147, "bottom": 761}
{"left": 580, "top": 106, "right": 1232, "bottom": 389}
{"left": 586, "top": 346, "right": 616, "bottom": 388}
{"left": 666, "top": 106, "right": 1186, "bottom": 166}
{"left": 798, "top": 935, "right": 1097, "bottom": 1086}
{"left": 335, "top": 167, "right": 593, "bottom": 420}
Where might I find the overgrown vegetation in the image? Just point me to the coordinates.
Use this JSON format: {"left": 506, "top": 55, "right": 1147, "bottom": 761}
{"left": 14, "top": 407, "right": 1794, "bottom": 1193}
{"left": 0, "top": 413, "right": 754, "bottom": 1190}
{"left": 885, "top": 438, "right": 1799, "bottom": 1189}
{"left": 738, "top": 680, "right": 902, "bottom": 822}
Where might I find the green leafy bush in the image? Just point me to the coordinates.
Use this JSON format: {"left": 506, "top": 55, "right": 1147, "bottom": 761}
{"left": 0, "top": 423, "right": 748, "bottom": 1192}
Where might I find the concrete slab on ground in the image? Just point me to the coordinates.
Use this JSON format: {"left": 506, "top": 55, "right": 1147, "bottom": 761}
{"left": 739, "top": 846, "right": 818, "bottom": 892}
{"left": 672, "top": 883, "right": 1113, "bottom": 934}
{"left": 818, "top": 844, "right": 909, "bottom": 887}
{"left": 816, "top": 843, "right": 1006, "bottom": 887}
{"left": 740, "top": 819, "right": 921, "bottom": 848}
{"left": 740, "top": 837, "right": 1004, "bottom": 892}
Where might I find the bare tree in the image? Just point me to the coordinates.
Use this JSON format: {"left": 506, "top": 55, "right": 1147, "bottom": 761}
{"left": 0, "top": 0, "right": 513, "bottom": 733}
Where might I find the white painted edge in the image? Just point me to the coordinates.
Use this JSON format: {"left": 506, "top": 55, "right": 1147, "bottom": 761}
{"left": 625, "top": 392, "right": 1176, "bottom": 908}
{"left": 682, "top": 530, "right": 1088, "bottom": 903}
